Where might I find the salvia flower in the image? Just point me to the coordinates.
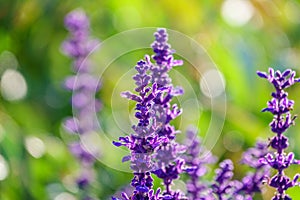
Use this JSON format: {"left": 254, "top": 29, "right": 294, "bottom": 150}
{"left": 62, "top": 9, "right": 101, "bottom": 199}
{"left": 149, "top": 29, "right": 187, "bottom": 199}
{"left": 150, "top": 29, "right": 183, "bottom": 87}
{"left": 113, "top": 28, "right": 187, "bottom": 200}
{"left": 234, "top": 140, "right": 270, "bottom": 198}
{"left": 212, "top": 159, "right": 235, "bottom": 200}
{"left": 113, "top": 59, "right": 164, "bottom": 200}
{"left": 257, "top": 68, "right": 300, "bottom": 200}
{"left": 184, "top": 127, "right": 217, "bottom": 200}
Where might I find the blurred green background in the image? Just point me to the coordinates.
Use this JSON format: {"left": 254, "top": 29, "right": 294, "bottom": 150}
{"left": 1, "top": 0, "right": 300, "bottom": 199}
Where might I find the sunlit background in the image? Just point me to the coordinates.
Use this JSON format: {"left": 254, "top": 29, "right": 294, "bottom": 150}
{"left": 1, "top": 0, "right": 300, "bottom": 199}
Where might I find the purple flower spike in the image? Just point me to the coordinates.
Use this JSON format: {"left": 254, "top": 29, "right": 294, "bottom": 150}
{"left": 113, "top": 28, "right": 185, "bottom": 200}
{"left": 62, "top": 9, "right": 99, "bottom": 72}
{"left": 149, "top": 29, "right": 188, "bottom": 199}
{"left": 257, "top": 68, "right": 300, "bottom": 199}
{"left": 150, "top": 28, "right": 183, "bottom": 87}
{"left": 235, "top": 140, "right": 270, "bottom": 197}
{"left": 212, "top": 159, "right": 235, "bottom": 199}
{"left": 62, "top": 9, "right": 101, "bottom": 199}
{"left": 113, "top": 57, "right": 163, "bottom": 199}
{"left": 184, "top": 127, "right": 217, "bottom": 200}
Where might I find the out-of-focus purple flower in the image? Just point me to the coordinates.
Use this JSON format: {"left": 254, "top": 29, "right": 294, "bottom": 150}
{"left": 62, "top": 8, "right": 101, "bottom": 136}
{"left": 62, "top": 9, "right": 99, "bottom": 72}
{"left": 62, "top": 9, "right": 101, "bottom": 200}
{"left": 212, "top": 159, "right": 235, "bottom": 200}
{"left": 257, "top": 68, "right": 300, "bottom": 199}
{"left": 69, "top": 142, "right": 96, "bottom": 166}
{"left": 183, "top": 127, "right": 217, "bottom": 200}
{"left": 234, "top": 141, "right": 270, "bottom": 197}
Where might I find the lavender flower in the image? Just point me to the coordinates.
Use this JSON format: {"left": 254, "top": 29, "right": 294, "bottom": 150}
{"left": 257, "top": 68, "right": 300, "bottom": 200}
{"left": 62, "top": 9, "right": 98, "bottom": 72}
{"left": 150, "top": 29, "right": 183, "bottom": 87}
{"left": 62, "top": 9, "right": 101, "bottom": 199}
{"left": 234, "top": 141, "right": 270, "bottom": 199}
{"left": 113, "top": 28, "right": 187, "bottom": 200}
{"left": 212, "top": 159, "right": 235, "bottom": 200}
{"left": 113, "top": 59, "right": 164, "bottom": 200}
{"left": 184, "top": 127, "right": 217, "bottom": 200}
{"left": 148, "top": 29, "right": 188, "bottom": 199}
{"left": 62, "top": 9, "right": 101, "bottom": 135}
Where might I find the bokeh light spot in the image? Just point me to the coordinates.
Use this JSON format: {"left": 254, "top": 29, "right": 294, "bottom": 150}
{"left": 221, "top": 0, "right": 254, "bottom": 27}
{"left": 223, "top": 131, "right": 244, "bottom": 152}
{"left": 0, "top": 155, "right": 9, "bottom": 181}
{"left": 25, "top": 136, "right": 46, "bottom": 158}
{"left": 54, "top": 192, "right": 76, "bottom": 200}
{"left": 200, "top": 69, "right": 226, "bottom": 98}
{"left": 0, "top": 69, "right": 28, "bottom": 101}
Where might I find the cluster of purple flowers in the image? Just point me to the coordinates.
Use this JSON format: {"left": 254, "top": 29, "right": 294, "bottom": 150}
{"left": 112, "top": 29, "right": 274, "bottom": 200}
{"left": 60, "top": 11, "right": 300, "bottom": 198}
{"left": 257, "top": 68, "right": 300, "bottom": 200}
{"left": 113, "top": 28, "right": 187, "bottom": 200}
{"left": 62, "top": 9, "right": 101, "bottom": 200}
{"left": 184, "top": 130, "right": 269, "bottom": 200}
{"left": 183, "top": 127, "right": 215, "bottom": 199}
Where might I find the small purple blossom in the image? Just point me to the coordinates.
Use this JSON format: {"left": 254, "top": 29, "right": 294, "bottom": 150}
{"left": 257, "top": 68, "right": 300, "bottom": 199}
{"left": 69, "top": 142, "right": 96, "bottom": 165}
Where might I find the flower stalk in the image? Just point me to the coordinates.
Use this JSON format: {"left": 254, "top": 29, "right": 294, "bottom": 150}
{"left": 257, "top": 68, "right": 300, "bottom": 200}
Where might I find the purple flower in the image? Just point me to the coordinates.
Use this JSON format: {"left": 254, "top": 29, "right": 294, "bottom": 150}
{"left": 62, "top": 9, "right": 99, "bottom": 72}
{"left": 234, "top": 141, "right": 270, "bottom": 197}
{"left": 113, "top": 28, "right": 186, "bottom": 200}
{"left": 113, "top": 58, "right": 164, "bottom": 199}
{"left": 212, "top": 159, "right": 235, "bottom": 199}
{"left": 152, "top": 158, "right": 186, "bottom": 196}
{"left": 183, "top": 127, "right": 217, "bottom": 200}
{"left": 148, "top": 29, "right": 187, "bottom": 199}
{"left": 257, "top": 68, "right": 300, "bottom": 199}
{"left": 150, "top": 28, "right": 183, "bottom": 87}
{"left": 62, "top": 9, "right": 101, "bottom": 199}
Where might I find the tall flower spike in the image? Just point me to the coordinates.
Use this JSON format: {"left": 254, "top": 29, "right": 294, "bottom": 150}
{"left": 62, "top": 9, "right": 101, "bottom": 200}
{"left": 149, "top": 29, "right": 187, "bottom": 199}
{"left": 113, "top": 59, "right": 164, "bottom": 200}
{"left": 257, "top": 68, "right": 300, "bottom": 200}
{"left": 184, "top": 127, "right": 217, "bottom": 200}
